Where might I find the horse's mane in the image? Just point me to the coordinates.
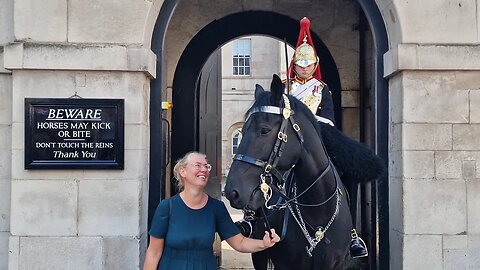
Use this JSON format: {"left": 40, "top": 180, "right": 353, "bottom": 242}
{"left": 245, "top": 90, "right": 323, "bottom": 136}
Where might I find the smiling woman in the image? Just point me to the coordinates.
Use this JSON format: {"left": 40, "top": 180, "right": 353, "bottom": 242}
{"left": 172, "top": 152, "right": 212, "bottom": 192}
{"left": 143, "top": 151, "right": 281, "bottom": 270}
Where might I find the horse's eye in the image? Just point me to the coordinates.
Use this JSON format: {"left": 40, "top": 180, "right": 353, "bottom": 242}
{"left": 260, "top": 127, "right": 271, "bottom": 135}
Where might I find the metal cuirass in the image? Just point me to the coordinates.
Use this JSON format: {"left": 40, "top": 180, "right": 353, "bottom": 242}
{"left": 289, "top": 78, "right": 325, "bottom": 115}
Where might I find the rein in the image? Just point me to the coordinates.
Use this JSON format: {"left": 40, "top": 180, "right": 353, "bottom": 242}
{"left": 232, "top": 94, "right": 344, "bottom": 256}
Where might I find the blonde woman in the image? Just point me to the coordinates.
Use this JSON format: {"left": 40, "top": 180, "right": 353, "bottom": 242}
{"left": 144, "top": 151, "right": 280, "bottom": 270}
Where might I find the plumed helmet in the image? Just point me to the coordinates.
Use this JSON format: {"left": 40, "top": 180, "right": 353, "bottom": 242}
{"left": 288, "top": 17, "right": 322, "bottom": 80}
{"left": 293, "top": 36, "right": 318, "bottom": 67}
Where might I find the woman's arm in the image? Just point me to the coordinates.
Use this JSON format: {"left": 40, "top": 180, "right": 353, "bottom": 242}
{"left": 143, "top": 236, "right": 164, "bottom": 270}
{"left": 225, "top": 228, "right": 280, "bottom": 253}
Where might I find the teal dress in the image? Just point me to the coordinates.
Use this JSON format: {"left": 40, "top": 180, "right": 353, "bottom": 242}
{"left": 149, "top": 194, "right": 240, "bottom": 270}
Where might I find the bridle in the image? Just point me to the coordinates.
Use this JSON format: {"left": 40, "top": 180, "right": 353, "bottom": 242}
{"left": 234, "top": 95, "right": 304, "bottom": 204}
{"left": 232, "top": 94, "right": 343, "bottom": 256}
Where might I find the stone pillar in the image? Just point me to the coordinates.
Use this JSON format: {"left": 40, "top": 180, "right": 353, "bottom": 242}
{"left": 3, "top": 42, "right": 155, "bottom": 269}
{"left": 0, "top": 54, "right": 12, "bottom": 270}
{"left": 2, "top": 0, "right": 157, "bottom": 269}
{"left": 0, "top": 0, "right": 14, "bottom": 268}
{"left": 385, "top": 44, "right": 480, "bottom": 270}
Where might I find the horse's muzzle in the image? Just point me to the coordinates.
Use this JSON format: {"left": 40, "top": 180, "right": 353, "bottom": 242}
{"left": 225, "top": 188, "right": 242, "bottom": 209}
{"left": 225, "top": 186, "right": 264, "bottom": 211}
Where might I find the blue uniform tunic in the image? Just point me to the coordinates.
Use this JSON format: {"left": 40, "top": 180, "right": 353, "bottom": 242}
{"left": 149, "top": 194, "right": 240, "bottom": 270}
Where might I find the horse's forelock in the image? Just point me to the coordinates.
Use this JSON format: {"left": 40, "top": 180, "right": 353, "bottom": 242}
{"left": 245, "top": 91, "right": 272, "bottom": 120}
{"left": 245, "top": 92, "right": 323, "bottom": 136}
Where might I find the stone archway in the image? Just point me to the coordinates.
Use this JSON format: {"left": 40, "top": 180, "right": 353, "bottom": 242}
{"left": 170, "top": 11, "right": 342, "bottom": 164}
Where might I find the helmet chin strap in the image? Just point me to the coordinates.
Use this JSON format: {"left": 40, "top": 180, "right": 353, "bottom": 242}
{"left": 293, "top": 62, "right": 318, "bottom": 81}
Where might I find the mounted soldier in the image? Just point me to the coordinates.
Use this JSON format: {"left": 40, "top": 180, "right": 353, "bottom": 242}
{"left": 284, "top": 17, "right": 335, "bottom": 128}
{"left": 233, "top": 17, "right": 385, "bottom": 262}
{"left": 283, "top": 16, "right": 369, "bottom": 259}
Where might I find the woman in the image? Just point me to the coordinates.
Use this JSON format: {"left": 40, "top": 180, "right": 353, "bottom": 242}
{"left": 144, "top": 151, "right": 280, "bottom": 270}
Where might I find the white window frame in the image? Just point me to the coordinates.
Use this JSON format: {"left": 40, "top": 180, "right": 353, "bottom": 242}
{"left": 231, "top": 129, "right": 243, "bottom": 155}
{"left": 232, "top": 39, "right": 251, "bottom": 76}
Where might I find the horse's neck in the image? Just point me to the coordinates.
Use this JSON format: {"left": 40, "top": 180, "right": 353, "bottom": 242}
{"left": 294, "top": 132, "right": 335, "bottom": 193}
{"left": 296, "top": 133, "right": 329, "bottom": 178}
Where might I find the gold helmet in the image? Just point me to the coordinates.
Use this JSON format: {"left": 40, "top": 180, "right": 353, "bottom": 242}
{"left": 293, "top": 36, "right": 318, "bottom": 67}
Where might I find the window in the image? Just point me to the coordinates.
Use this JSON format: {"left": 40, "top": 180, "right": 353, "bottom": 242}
{"left": 232, "top": 129, "right": 242, "bottom": 155}
{"left": 233, "top": 39, "right": 251, "bottom": 76}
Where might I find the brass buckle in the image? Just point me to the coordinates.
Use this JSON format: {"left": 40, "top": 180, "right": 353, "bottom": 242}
{"left": 277, "top": 132, "right": 288, "bottom": 142}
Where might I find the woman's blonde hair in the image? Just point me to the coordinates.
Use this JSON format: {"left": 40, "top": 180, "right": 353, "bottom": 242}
{"left": 172, "top": 151, "right": 207, "bottom": 192}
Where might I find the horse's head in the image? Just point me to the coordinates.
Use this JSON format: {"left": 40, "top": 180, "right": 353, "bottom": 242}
{"left": 225, "top": 74, "right": 314, "bottom": 211}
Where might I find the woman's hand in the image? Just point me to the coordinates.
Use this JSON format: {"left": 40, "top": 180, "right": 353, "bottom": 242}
{"left": 262, "top": 228, "right": 280, "bottom": 248}
{"left": 227, "top": 228, "right": 280, "bottom": 253}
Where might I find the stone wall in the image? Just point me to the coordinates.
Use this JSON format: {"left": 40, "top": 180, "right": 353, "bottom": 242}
{"left": 384, "top": 1, "right": 480, "bottom": 266}
{"left": 4, "top": 68, "right": 152, "bottom": 270}
{"left": 1, "top": 0, "right": 159, "bottom": 269}
{"left": 0, "top": 0, "right": 13, "bottom": 268}
{"left": 388, "top": 69, "right": 480, "bottom": 269}
{"left": 0, "top": 56, "right": 12, "bottom": 270}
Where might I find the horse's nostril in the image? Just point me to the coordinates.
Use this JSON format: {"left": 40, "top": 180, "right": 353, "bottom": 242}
{"left": 231, "top": 190, "right": 239, "bottom": 201}
{"left": 226, "top": 189, "right": 239, "bottom": 202}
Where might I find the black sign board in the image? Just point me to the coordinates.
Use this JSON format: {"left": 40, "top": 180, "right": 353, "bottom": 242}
{"left": 25, "top": 98, "right": 124, "bottom": 169}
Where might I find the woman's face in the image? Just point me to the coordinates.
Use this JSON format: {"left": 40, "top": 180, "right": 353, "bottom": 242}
{"left": 294, "top": 63, "right": 316, "bottom": 79}
{"left": 180, "top": 153, "right": 211, "bottom": 189}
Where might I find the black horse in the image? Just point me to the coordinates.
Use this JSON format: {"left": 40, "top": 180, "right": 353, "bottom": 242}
{"left": 224, "top": 75, "right": 385, "bottom": 270}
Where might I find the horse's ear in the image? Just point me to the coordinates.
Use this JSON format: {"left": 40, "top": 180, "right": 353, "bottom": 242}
{"left": 254, "top": 84, "right": 264, "bottom": 100}
{"left": 270, "top": 74, "right": 284, "bottom": 105}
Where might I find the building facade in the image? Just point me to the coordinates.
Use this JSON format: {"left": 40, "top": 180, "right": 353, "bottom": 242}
{"left": 221, "top": 36, "right": 293, "bottom": 178}
{"left": 0, "top": 0, "right": 479, "bottom": 269}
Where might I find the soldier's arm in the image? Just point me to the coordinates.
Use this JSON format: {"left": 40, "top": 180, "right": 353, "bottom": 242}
{"left": 318, "top": 85, "right": 335, "bottom": 124}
